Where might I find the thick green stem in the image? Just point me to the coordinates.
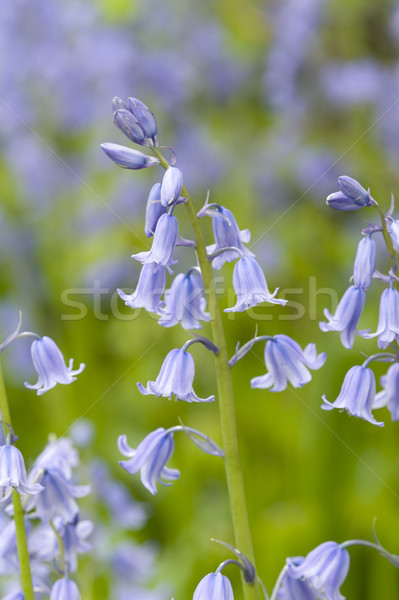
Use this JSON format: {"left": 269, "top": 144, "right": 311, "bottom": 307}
{"left": 0, "top": 361, "right": 35, "bottom": 600}
{"left": 153, "top": 150, "right": 260, "bottom": 600}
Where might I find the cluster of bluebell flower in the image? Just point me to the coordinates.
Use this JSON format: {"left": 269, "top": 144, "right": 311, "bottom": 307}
{"left": 99, "top": 98, "right": 399, "bottom": 600}
{"left": 0, "top": 318, "right": 88, "bottom": 598}
{"left": 320, "top": 175, "right": 399, "bottom": 426}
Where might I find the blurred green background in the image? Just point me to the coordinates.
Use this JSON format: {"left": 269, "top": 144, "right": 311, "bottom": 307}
{"left": 1, "top": 0, "right": 399, "bottom": 597}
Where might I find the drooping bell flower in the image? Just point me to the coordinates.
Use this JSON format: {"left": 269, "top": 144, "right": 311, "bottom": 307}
{"left": 137, "top": 347, "right": 215, "bottom": 403}
{"left": 251, "top": 334, "right": 326, "bottom": 392}
{"left": 132, "top": 213, "right": 178, "bottom": 271}
{"left": 160, "top": 166, "right": 183, "bottom": 207}
{"left": 144, "top": 183, "right": 167, "bottom": 237}
{"left": 159, "top": 271, "right": 210, "bottom": 329}
{"left": 362, "top": 286, "right": 399, "bottom": 348}
{"left": 353, "top": 236, "right": 376, "bottom": 291}
{"left": 193, "top": 572, "right": 234, "bottom": 600}
{"left": 0, "top": 443, "right": 43, "bottom": 501}
{"left": 50, "top": 577, "right": 81, "bottom": 600}
{"left": 207, "top": 206, "right": 253, "bottom": 270}
{"left": 24, "top": 336, "right": 85, "bottom": 396}
{"left": 374, "top": 362, "right": 399, "bottom": 421}
{"left": 118, "top": 428, "right": 180, "bottom": 495}
{"left": 118, "top": 263, "right": 166, "bottom": 314}
{"left": 286, "top": 542, "right": 350, "bottom": 600}
{"left": 101, "top": 143, "right": 159, "bottom": 169}
{"left": 225, "top": 256, "right": 287, "bottom": 312}
{"left": 322, "top": 365, "right": 383, "bottom": 427}
{"left": 319, "top": 286, "right": 365, "bottom": 349}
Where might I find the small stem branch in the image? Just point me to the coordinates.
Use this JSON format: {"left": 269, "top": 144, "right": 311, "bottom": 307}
{"left": 0, "top": 361, "right": 35, "bottom": 600}
{"left": 152, "top": 148, "right": 260, "bottom": 600}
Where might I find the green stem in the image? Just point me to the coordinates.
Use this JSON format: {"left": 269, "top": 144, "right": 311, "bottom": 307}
{"left": 154, "top": 150, "right": 260, "bottom": 600}
{"left": 0, "top": 361, "right": 35, "bottom": 600}
{"left": 373, "top": 202, "right": 397, "bottom": 269}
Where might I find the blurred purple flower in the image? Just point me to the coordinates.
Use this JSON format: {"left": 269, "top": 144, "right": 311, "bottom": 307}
{"left": 159, "top": 271, "right": 209, "bottom": 329}
{"left": 374, "top": 362, "right": 399, "bottom": 421}
{"left": 193, "top": 572, "right": 234, "bottom": 600}
{"left": 50, "top": 578, "right": 80, "bottom": 600}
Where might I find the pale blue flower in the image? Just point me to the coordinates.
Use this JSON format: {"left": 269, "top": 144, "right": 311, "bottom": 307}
{"left": 387, "top": 219, "right": 399, "bottom": 252}
{"left": 113, "top": 109, "right": 146, "bottom": 146}
{"left": 137, "top": 348, "right": 215, "bottom": 403}
{"left": 24, "top": 336, "right": 85, "bottom": 396}
{"left": 50, "top": 578, "right": 81, "bottom": 600}
{"left": 101, "top": 143, "right": 160, "bottom": 169}
{"left": 193, "top": 572, "right": 234, "bottom": 600}
{"left": 286, "top": 541, "right": 350, "bottom": 600}
{"left": 160, "top": 166, "right": 184, "bottom": 207}
{"left": 362, "top": 287, "right": 399, "bottom": 348}
{"left": 374, "top": 362, "right": 399, "bottom": 421}
{"left": 225, "top": 256, "right": 287, "bottom": 312}
{"left": 338, "top": 175, "right": 373, "bottom": 206}
{"left": 144, "top": 183, "right": 166, "bottom": 237}
{"left": 118, "top": 263, "right": 166, "bottom": 314}
{"left": 25, "top": 468, "right": 90, "bottom": 523}
{"left": 326, "top": 192, "right": 365, "bottom": 211}
{"left": 132, "top": 214, "right": 178, "bottom": 271}
{"left": 206, "top": 206, "right": 253, "bottom": 270}
{"left": 326, "top": 176, "right": 373, "bottom": 211}
{"left": 0, "top": 444, "right": 43, "bottom": 501}
{"left": 118, "top": 428, "right": 180, "bottom": 495}
{"left": 30, "top": 437, "right": 79, "bottom": 481}
{"left": 319, "top": 286, "right": 365, "bottom": 349}
{"left": 128, "top": 97, "right": 158, "bottom": 147}
{"left": 159, "top": 271, "right": 210, "bottom": 329}
{"left": 58, "top": 518, "right": 93, "bottom": 572}
{"left": 322, "top": 365, "right": 383, "bottom": 427}
{"left": 251, "top": 335, "right": 326, "bottom": 392}
{"left": 353, "top": 236, "right": 376, "bottom": 291}
{"left": 278, "top": 557, "right": 318, "bottom": 600}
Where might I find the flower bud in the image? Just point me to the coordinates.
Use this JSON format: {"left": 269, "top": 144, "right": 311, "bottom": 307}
{"left": 338, "top": 175, "right": 373, "bottom": 206}
{"left": 113, "top": 109, "right": 146, "bottom": 145}
{"left": 128, "top": 97, "right": 158, "bottom": 146}
{"left": 160, "top": 166, "right": 184, "bottom": 207}
{"left": 101, "top": 143, "right": 160, "bottom": 169}
{"left": 353, "top": 236, "right": 376, "bottom": 290}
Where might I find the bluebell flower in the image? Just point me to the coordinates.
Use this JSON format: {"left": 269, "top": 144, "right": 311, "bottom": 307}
{"left": 322, "top": 365, "right": 383, "bottom": 427}
{"left": 30, "top": 437, "right": 79, "bottom": 481}
{"left": 159, "top": 271, "right": 210, "bottom": 329}
{"left": 319, "top": 285, "right": 366, "bottom": 349}
{"left": 277, "top": 557, "right": 318, "bottom": 600}
{"left": 58, "top": 518, "right": 93, "bottom": 572}
{"left": 119, "top": 262, "right": 166, "bottom": 313}
{"left": 2, "top": 591, "right": 25, "bottom": 600}
{"left": 50, "top": 578, "right": 81, "bottom": 600}
{"left": 113, "top": 109, "right": 146, "bottom": 146}
{"left": 24, "top": 336, "right": 85, "bottom": 395}
{"left": 251, "top": 335, "right": 326, "bottom": 392}
{"left": 25, "top": 468, "right": 90, "bottom": 522}
{"left": 353, "top": 236, "right": 376, "bottom": 291}
{"left": 207, "top": 206, "right": 254, "bottom": 270}
{"left": 118, "top": 263, "right": 166, "bottom": 314}
{"left": 193, "top": 572, "right": 234, "bottom": 600}
{"left": 387, "top": 219, "right": 399, "bottom": 252}
{"left": 118, "top": 428, "right": 180, "bottom": 495}
{"left": 160, "top": 166, "right": 184, "bottom": 207}
{"left": 0, "top": 444, "right": 43, "bottom": 501}
{"left": 374, "top": 362, "right": 399, "bottom": 421}
{"left": 101, "top": 143, "right": 160, "bottom": 169}
{"left": 225, "top": 256, "right": 287, "bottom": 312}
{"left": 144, "top": 183, "right": 167, "bottom": 237}
{"left": 137, "top": 348, "right": 215, "bottom": 403}
{"left": 128, "top": 97, "right": 158, "bottom": 147}
{"left": 338, "top": 176, "right": 373, "bottom": 206}
{"left": 362, "top": 287, "right": 399, "bottom": 348}
{"left": 287, "top": 542, "right": 350, "bottom": 600}
{"left": 326, "top": 176, "right": 373, "bottom": 211}
{"left": 132, "top": 213, "right": 178, "bottom": 271}
{"left": 326, "top": 192, "right": 365, "bottom": 211}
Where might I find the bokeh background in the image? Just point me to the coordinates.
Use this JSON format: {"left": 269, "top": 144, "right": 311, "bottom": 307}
{"left": 1, "top": 0, "right": 399, "bottom": 597}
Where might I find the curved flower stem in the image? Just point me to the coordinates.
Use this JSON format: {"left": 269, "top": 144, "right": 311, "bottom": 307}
{"left": 340, "top": 539, "right": 399, "bottom": 566}
{"left": 153, "top": 148, "right": 260, "bottom": 600}
{"left": 372, "top": 202, "right": 397, "bottom": 271}
{"left": 0, "top": 361, "right": 35, "bottom": 600}
{"left": 50, "top": 519, "right": 66, "bottom": 572}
